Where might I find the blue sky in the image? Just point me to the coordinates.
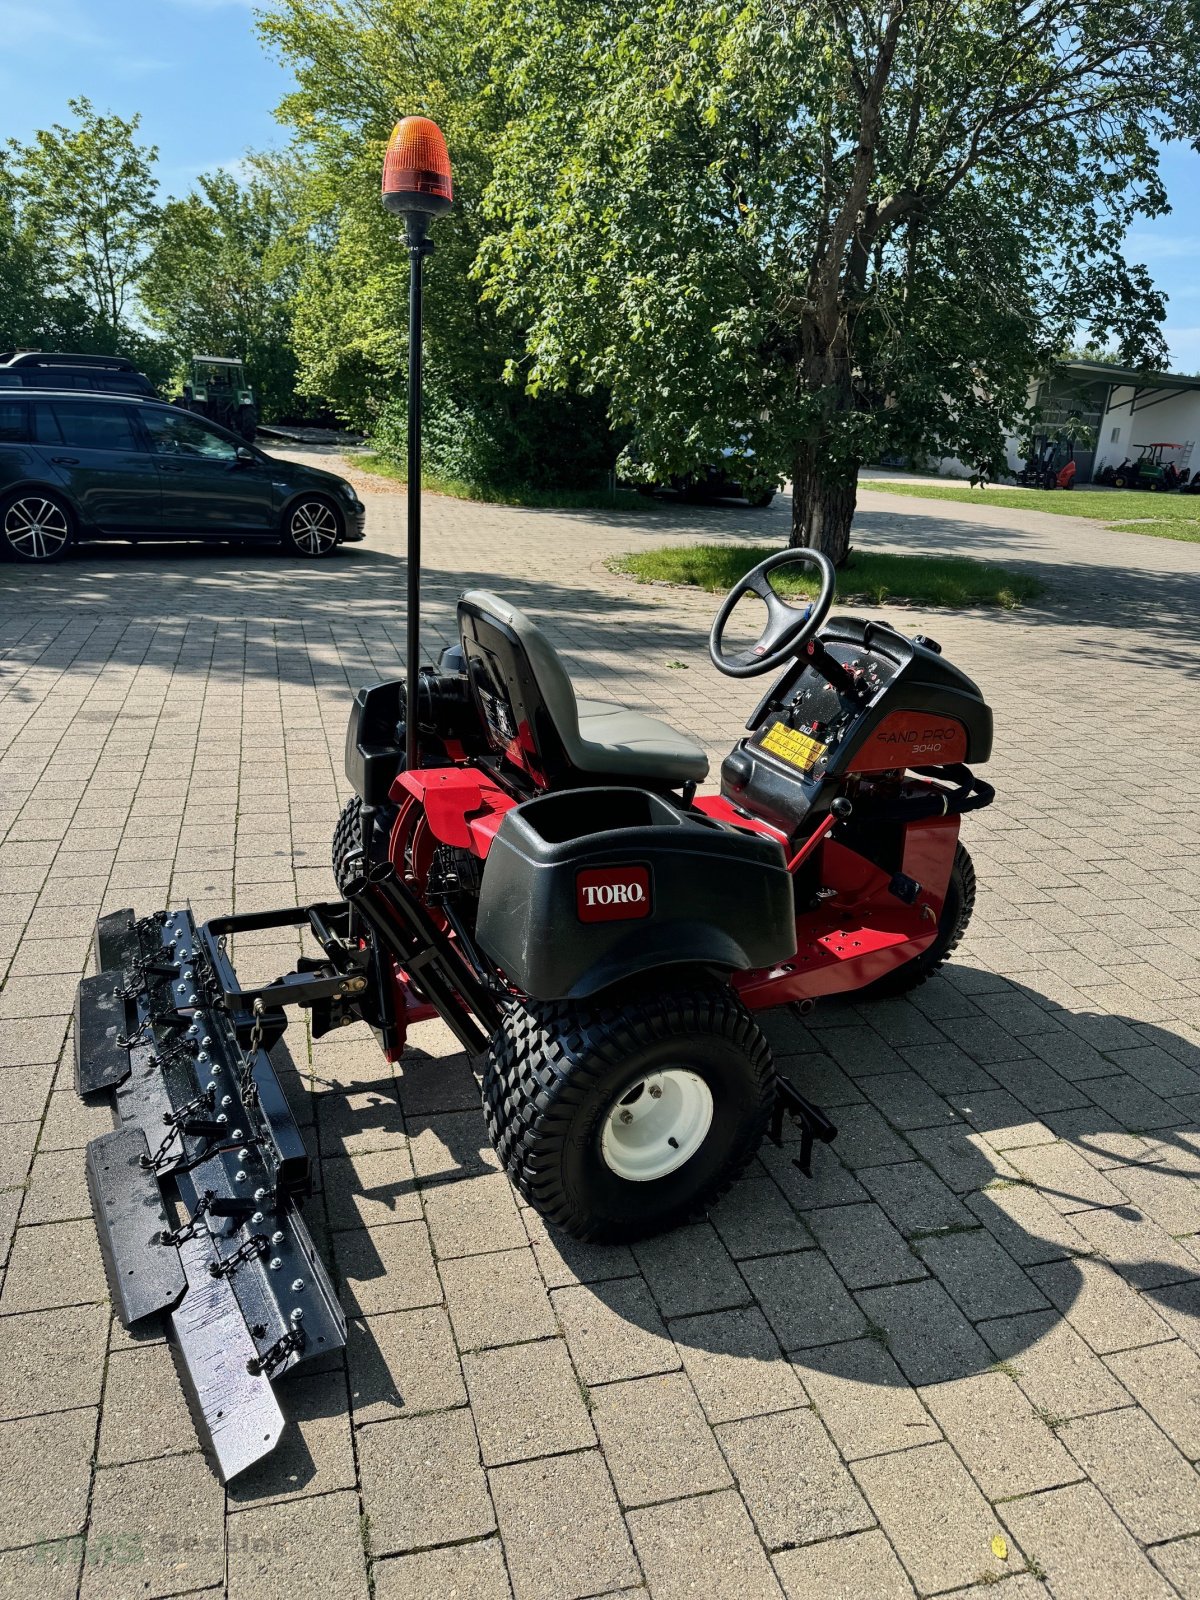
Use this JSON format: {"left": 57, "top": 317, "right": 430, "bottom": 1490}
{"left": 3, "top": 0, "right": 1199, "bottom": 372}
{"left": 0, "top": 0, "right": 292, "bottom": 196}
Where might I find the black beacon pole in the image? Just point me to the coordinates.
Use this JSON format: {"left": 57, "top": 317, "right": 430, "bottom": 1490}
{"left": 382, "top": 117, "right": 454, "bottom": 775}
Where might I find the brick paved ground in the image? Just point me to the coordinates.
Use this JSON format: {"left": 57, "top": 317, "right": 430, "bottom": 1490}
{"left": 2, "top": 460, "right": 1200, "bottom": 1600}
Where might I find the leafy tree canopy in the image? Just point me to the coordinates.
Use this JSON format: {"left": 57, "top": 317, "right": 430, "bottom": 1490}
{"left": 141, "top": 159, "right": 307, "bottom": 419}
{"left": 475, "top": 0, "right": 1200, "bottom": 556}
{"left": 9, "top": 97, "right": 160, "bottom": 339}
{"left": 259, "top": 0, "right": 616, "bottom": 483}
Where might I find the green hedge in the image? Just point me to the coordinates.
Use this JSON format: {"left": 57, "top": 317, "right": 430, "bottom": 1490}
{"left": 371, "top": 375, "right": 618, "bottom": 492}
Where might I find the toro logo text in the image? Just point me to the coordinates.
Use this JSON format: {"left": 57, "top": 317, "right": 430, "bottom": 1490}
{"left": 576, "top": 865, "right": 653, "bottom": 923}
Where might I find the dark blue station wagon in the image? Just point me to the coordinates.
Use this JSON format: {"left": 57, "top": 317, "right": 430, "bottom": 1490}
{"left": 0, "top": 390, "right": 366, "bottom": 563}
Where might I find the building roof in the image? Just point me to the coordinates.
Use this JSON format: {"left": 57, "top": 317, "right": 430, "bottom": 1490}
{"left": 1059, "top": 358, "right": 1200, "bottom": 394}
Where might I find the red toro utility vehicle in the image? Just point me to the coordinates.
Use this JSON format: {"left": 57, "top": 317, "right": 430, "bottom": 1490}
{"left": 72, "top": 118, "right": 994, "bottom": 1482}
{"left": 331, "top": 557, "right": 993, "bottom": 1242}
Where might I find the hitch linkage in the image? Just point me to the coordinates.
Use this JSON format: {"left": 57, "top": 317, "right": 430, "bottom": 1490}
{"left": 770, "top": 1075, "right": 838, "bottom": 1178}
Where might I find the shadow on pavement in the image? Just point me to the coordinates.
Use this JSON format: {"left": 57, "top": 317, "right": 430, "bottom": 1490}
{"left": 239, "top": 963, "right": 1200, "bottom": 1508}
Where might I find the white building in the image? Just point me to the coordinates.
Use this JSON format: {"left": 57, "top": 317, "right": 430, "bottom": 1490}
{"left": 926, "top": 358, "right": 1200, "bottom": 482}
{"left": 1015, "top": 359, "right": 1200, "bottom": 483}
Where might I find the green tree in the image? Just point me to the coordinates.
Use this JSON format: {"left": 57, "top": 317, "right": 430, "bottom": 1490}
{"left": 11, "top": 97, "right": 160, "bottom": 340}
{"left": 260, "top": 0, "right": 617, "bottom": 484}
{"left": 142, "top": 161, "right": 304, "bottom": 419}
{"left": 476, "top": 0, "right": 1200, "bottom": 559}
{"left": 0, "top": 148, "right": 98, "bottom": 353}
{"left": 0, "top": 154, "right": 44, "bottom": 350}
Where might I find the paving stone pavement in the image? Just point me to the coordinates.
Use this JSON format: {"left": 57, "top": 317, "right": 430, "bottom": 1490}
{"left": 2, "top": 459, "right": 1200, "bottom": 1599}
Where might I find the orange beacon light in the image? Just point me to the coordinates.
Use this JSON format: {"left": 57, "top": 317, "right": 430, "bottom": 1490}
{"left": 381, "top": 116, "right": 453, "bottom": 774}
{"left": 382, "top": 116, "right": 453, "bottom": 216}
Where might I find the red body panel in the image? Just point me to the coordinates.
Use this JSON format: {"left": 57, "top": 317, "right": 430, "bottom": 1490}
{"left": 734, "top": 813, "right": 959, "bottom": 1003}
{"left": 381, "top": 764, "right": 962, "bottom": 1018}
{"left": 845, "top": 712, "right": 968, "bottom": 773}
{"left": 394, "top": 766, "right": 516, "bottom": 856}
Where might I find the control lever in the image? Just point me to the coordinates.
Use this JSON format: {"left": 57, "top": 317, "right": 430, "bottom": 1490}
{"left": 786, "top": 797, "right": 852, "bottom": 874}
{"left": 802, "top": 637, "right": 866, "bottom": 701}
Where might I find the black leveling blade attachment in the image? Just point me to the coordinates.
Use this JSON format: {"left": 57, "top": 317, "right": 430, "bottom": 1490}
{"left": 75, "top": 907, "right": 347, "bottom": 1482}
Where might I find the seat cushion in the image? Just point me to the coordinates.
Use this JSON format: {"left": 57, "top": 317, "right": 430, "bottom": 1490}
{"left": 459, "top": 590, "right": 709, "bottom": 788}
{"left": 575, "top": 699, "right": 709, "bottom": 785}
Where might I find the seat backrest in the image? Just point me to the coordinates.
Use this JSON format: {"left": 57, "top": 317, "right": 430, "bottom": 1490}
{"left": 457, "top": 590, "right": 580, "bottom": 787}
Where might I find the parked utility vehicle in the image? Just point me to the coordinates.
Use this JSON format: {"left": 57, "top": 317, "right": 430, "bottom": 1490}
{"left": 74, "top": 548, "right": 992, "bottom": 1479}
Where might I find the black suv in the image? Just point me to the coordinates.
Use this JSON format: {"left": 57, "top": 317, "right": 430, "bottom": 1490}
{"left": 0, "top": 390, "right": 366, "bottom": 562}
{"left": 0, "top": 351, "right": 157, "bottom": 397}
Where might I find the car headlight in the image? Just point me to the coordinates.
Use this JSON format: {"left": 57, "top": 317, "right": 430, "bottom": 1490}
{"left": 337, "top": 480, "right": 358, "bottom": 503}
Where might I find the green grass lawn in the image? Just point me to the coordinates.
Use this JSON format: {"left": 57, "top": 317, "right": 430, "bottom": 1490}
{"left": 608, "top": 545, "right": 1041, "bottom": 609}
{"left": 859, "top": 479, "right": 1200, "bottom": 542}
{"left": 357, "top": 451, "right": 653, "bottom": 511}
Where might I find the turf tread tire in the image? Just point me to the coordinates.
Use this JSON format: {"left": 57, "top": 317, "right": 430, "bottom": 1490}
{"left": 863, "top": 842, "right": 976, "bottom": 997}
{"left": 332, "top": 796, "right": 365, "bottom": 896}
{"left": 483, "top": 986, "right": 775, "bottom": 1242}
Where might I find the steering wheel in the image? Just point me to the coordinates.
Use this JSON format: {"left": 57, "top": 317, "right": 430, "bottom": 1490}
{"left": 708, "top": 549, "right": 837, "bottom": 678}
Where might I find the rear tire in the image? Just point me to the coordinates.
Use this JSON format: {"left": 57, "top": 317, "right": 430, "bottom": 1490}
{"left": 483, "top": 987, "right": 775, "bottom": 1242}
{"left": 0, "top": 489, "right": 74, "bottom": 563}
{"left": 861, "top": 843, "right": 976, "bottom": 997}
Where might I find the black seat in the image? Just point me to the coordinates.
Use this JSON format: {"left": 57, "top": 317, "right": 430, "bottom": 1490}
{"left": 458, "top": 590, "right": 708, "bottom": 788}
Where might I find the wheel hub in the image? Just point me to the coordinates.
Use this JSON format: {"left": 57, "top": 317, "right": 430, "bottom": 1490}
{"left": 290, "top": 501, "right": 338, "bottom": 554}
{"left": 600, "top": 1068, "right": 714, "bottom": 1182}
{"left": 5, "top": 497, "right": 69, "bottom": 560}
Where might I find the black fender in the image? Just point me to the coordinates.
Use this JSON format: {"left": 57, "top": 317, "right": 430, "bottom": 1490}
{"left": 558, "top": 922, "right": 758, "bottom": 1001}
{"left": 474, "top": 787, "right": 796, "bottom": 1002}
{"left": 0, "top": 475, "right": 87, "bottom": 531}
{"left": 277, "top": 487, "right": 344, "bottom": 540}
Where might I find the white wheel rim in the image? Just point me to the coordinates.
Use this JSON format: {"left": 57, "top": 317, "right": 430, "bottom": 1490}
{"left": 600, "top": 1068, "right": 714, "bottom": 1182}
{"left": 5, "top": 497, "right": 69, "bottom": 560}
{"left": 290, "top": 500, "right": 338, "bottom": 554}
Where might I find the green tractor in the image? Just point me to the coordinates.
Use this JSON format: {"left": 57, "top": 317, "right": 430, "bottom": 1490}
{"left": 176, "top": 355, "right": 257, "bottom": 441}
{"left": 1111, "top": 443, "right": 1184, "bottom": 490}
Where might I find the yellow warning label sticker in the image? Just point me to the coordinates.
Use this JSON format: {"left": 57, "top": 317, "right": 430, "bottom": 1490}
{"left": 759, "top": 721, "right": 827, "bottom": 773}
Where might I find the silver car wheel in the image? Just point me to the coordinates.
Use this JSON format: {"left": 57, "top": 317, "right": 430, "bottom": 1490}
{"left": 4, "top": 496, "right": 71, "bottom": 561}
{"left": 288, "top": 499, "right": 339, "bottom": 556}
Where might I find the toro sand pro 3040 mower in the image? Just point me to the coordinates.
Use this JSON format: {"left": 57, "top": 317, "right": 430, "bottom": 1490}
{"left": 73, "top": 119, "right": 995, "bottom": 1481}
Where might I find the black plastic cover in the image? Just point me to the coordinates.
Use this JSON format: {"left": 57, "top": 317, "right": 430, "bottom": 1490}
{"left": 475, "top": 787, "right": 796, "bottom": 999}
{"left": 344, "top": 680, "right": 406, "bottom": 804}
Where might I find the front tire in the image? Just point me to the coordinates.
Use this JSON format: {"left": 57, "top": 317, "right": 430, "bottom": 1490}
{"left": 862, "top": 843, "right": 976, "bottom": 997}
{"left": 283, "top": 496, "right": 341, "bottom": 557}
{"left": 483, "top": 987, "right": 775, "bottom": 1242}
{"left": 332, "top": 794, "right": 397, "bottom": 895}
{"left": 0, "top": 490, "right": 74, "bottom": 563}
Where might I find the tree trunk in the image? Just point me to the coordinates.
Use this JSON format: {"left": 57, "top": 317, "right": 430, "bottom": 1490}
{"left": 790, "top": 445, "right": 858, "bottom": 565}
{"left": 788, "top": 312, "right": 859, "bottom": 565}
